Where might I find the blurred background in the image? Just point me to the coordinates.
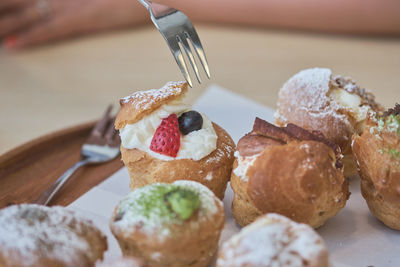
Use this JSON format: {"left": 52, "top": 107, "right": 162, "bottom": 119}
{"left": 1, "top": 0, "right": 399, "bottom": 154}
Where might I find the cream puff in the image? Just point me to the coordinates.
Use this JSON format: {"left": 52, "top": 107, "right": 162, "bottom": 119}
{"left": 115, "top": 81, "right": 235, "bottom": 199}
{"left": 109, "top": 180, "right": 225, "bottom": 267}
{"left": 352, "top": 104, "right": 400, "bottom": 230}
{"left": 231, "top": 117, "right": 349, "bottom": 228}
{"left": 275, "top": 68, "right": 383, "bottom": 177}
{"left": 217, "top": 213, "right": 330, "bottom": 267}
{"left": 0, "top": 204, "right": 107, "bottom": 267}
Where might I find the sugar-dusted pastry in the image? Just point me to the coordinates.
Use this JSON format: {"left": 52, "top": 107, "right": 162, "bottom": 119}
{"left": 0, "top": 204, "right": 107, "bottom": 267}
{"left": 96, "top": 257, "right": 146, "bottom": 267}
{"left": 115, "top": 81, "right": 235, "bottom": 199}
{"left": 217, "top": 213, "right": 329, "bottom": 267}
{"left": 352, "top": 104, "right": 400, "bottom": 230}
{"left": 231, "top": 117, "right": 349, "bottom": 228}
{"left": 109, "top": 180, "right": 225, "bottom": 267}
{"left": 275, "top": 68, "right": 383, "bottom": 177}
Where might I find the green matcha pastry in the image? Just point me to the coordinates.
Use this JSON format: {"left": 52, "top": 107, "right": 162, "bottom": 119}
{"left": 353, "top": 104, "right": 400, "bottom": 230}
{"left": 164, "top": 188, "right": 200, "bottom": 220}
{"left": 109, "top": 180, "right": 225, "bottom": 267}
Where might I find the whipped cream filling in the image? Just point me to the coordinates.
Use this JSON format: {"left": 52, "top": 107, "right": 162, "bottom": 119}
{"left": 329, "top": 89, "right": 369, "bottom": 123}
{"left": 233, "top": 151, "right": 260, "bottom": 181}
{"left": 119, "top": 98, "right": 217, "bottom": 161}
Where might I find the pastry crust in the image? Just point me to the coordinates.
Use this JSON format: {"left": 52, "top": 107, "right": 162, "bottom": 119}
{"left": 231, "top": 118, "right": 349, "bottom": 228}
{"left": 115, "top": 81, "right": 188, "bottom": 130}
{"left": 97, "top": 257, "right": 147, "bottom": 267}
{"left": 110, "top": 181, "right": 225, "bottom": 267}
{"left": 0, "top": 204, "right": 107, "bottom": 267}
{"left": 275, "top": 68, "right": 383, "bottom": 177}
{"left": 352, "top": 111, "right": 400, "bottom": 230}
{"left": 121, "top": 123, "right": 235, "bottom": 199}
{"left": 217, "top": 213, "right": 330, "bottom": 267}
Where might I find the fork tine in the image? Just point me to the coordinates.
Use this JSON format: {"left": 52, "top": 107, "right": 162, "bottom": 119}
{"left": 185, "top": 31, "right": 211, "bottom": 79}
{"left": 112, "top": 131, "right": 121, "bottom": 146}
{"left": 167, "top": 37, "right": 193, "bottom": 87}
{"left": 105, "top": 117, "right": 119, "bottom": 146}
{"left": 177, "top": 34, "right": 202, "bottom": 84}
{"left": 90, "top": 105, "right": 112, "bottom": 136}
{"left": 86, "top": 105, "right": 113, "bottom": 145}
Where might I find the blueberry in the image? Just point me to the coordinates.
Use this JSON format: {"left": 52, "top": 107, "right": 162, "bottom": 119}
{"left": 178, "top": 111, "right": 203, "bottom": 135}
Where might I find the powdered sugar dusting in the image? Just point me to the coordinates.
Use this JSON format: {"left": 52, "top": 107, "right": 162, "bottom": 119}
{"left": 233, "top": 151, "right": 260, "bottom": 181}
{"left": 112, "top": 180, "right": 221, "bottom": 242}
{"left": 281, "top": 68, "right": 332, "bottom": 114}
{"left": 97, "top": 257, "right": 144, "bottom": 267}
{"left": 274, "top": 68, "right": 358, "bottom": 145}
{"left": 206, "top": 148, "right": 226, "bottom": 164}
{"left": 206, "top": 141, "right": 234, "bottom": 165}
{"left": 0, "top": 204, "right": 104, "bottom": 266}
{"left": 275, "top": 68, "right": 377, "bottom": 136}
{"left": 217, "top": 213, "right": 328, "bottom": 267}
{"left": 205, "top": 172, "right": 214, "bottom": 181}
{"left": 121, "top": 81, "right": 186, "bottom": 110}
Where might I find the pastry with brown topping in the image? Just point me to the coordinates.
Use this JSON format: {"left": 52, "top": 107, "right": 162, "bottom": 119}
{"left": 231, "top": 117, "right": 349, "bottom": 228}
{"left": 275, "top": 68, "right": 383, "bottom": 177}
{"left": 0, "top": 204, "right": 107, "bottom": 267}
{"left": 217, "top": 213, "right": 330, "bottom": 267}
{"left": 115, "top": 81, "right": 235, "bottom": 199}
{"left": 352, "top": 104, "right": 400, "bottom": 230}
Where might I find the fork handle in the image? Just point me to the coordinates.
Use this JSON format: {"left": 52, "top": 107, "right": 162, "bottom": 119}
{"left": 138, "top": 0, "right": 174, "bottom": 18}
{"left": 33, "top": 159, "right": 91, "bottom": 206}
{"left": 138, "top": 0, "right": 151, "bottom": 9}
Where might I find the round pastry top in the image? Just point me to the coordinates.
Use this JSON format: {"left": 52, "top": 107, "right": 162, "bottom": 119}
{"left": 277, "top": 67, "right": 380, "bottom": 116}
{"left": 275, "top": 67, "right": 382, "bottom": 150}
{"left": 115, "top": 81, "right": 188, "bottom": 129}
{"left": 117, "top": 81, "right": 218, "bottom": 161}
{"left": 276, "top": 67, "right": 334, "bottom": 117}
{"left": 112, "top": 180, "right": 222, "bottom": 240}
{"left": 233, "top": 117, "right": 343, "bottom": 182}
{"left": 0, "top": 204, "right": 105, "bottom": 266}
{"left": 217, "top": 213, "right": 328, "bottom": 267}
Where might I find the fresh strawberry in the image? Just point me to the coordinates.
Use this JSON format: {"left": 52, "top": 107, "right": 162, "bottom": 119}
{"left": 150, "top": 114, "right": 181, "bottom": 157}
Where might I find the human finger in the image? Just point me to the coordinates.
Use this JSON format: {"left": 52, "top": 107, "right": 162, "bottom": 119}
{"left": 0, "top": 3, "right": 42, "bottom": 37}
{"left": 9, "top": 15, "right": 73, "bottom": 48}
{"left": 0, "top": 0, "right": 30, "bottom": 13}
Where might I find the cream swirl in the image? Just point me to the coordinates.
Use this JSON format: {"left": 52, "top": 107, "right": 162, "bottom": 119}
{"left": 119, "top": 98, "right": 217, "bottom": 161}
{"left": 233, "top": 151, "right": 260, "bottom": 181}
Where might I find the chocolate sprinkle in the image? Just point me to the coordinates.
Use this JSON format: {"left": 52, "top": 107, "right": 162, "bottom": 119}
{"left": 330, "top": 75, "right": 383, "bottom": 113}
{"left": 383, "top": 103, "right": 400, "bottom": 118}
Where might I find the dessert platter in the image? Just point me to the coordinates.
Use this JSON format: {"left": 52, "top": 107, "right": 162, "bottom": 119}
{"left": 1, "top": 68, "right": 400, "bottom": 266}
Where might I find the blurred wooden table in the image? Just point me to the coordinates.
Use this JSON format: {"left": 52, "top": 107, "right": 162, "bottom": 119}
{"left": 1, "top": 25, "right": 400, "bottom": 155}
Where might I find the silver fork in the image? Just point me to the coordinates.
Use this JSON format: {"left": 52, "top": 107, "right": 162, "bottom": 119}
{"left": 34, "top": 106, "right": 121, "bottom": 206}
{"left": 138, "top": 0, "right": 210, "bottom": 87}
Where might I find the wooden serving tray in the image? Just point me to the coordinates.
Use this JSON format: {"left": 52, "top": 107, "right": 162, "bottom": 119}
{"left": 0, "top": 121, "right": 123, "bottom": 209}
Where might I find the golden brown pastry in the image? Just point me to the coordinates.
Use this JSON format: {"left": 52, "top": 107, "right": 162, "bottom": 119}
{"left": 115, "top": 81, "right": 235, "bottom": 199}
{"left": 0, "top": 204, "right": 107, "bottom": 267}
{"left": 217, "top": 213, "right": 330, "bottom": 267}
{"left": 352, "top": 104, "right": 400, "bottom": 230}
{"left": 96, "top": 257, "right": 147, "bottom": 267}
{"left": 231, "top": 117, "right": 349, "bottom": 228}
{"left": 109, "top": 180, "right": 225, "bottom": 267}
{"left": 275, "top": 68, "right": 383, "bottom": 177}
